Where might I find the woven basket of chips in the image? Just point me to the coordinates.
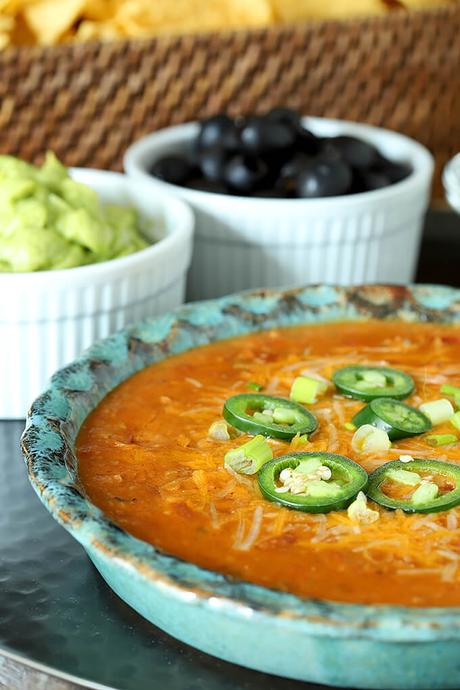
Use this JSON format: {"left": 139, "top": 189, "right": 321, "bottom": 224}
{"left": 0, "top": 4, "right": 459, "bottom": 197}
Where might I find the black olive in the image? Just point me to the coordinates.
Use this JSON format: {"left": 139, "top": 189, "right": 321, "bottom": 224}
{"left": 258, "top": 152, "right": 290, "bottom": 185}
{"left": 197, "top": 114, "right": 240, "bottom": 152}
{"left": 317, "top": 140, "right": 339, "bottom": 161}
{"left": 267, "top": 108, "right": 322, "bottom": 156}
{"left": 223, "top": 155, "right": 268, "bottom": 194}
{"left": 197, "top": 145, "right": 228, "bottom": 182}
{"left": 351, "top": 170, "right": 391, "bottom": 193}
{"left": 296, "top": 128, "right": 322, "bottom": 156}
{"left": 150, "top": 155, "right": 194, "bottom": 185}
{"left": 277, "top": 153, "right": 309, "bottom": 194}
{"left": 377, "top": 160, "right": 412, "bottom": 184}
{"left": 241, "top": 116, "right": 296, "bottom": 156}
{"left": 280, "top": 153, "right": 311, "bottom": 180}
{"left": 185, "top": 177, "right": 229, "bottom": 194}
{"left": 274, "top": 177, "right": 297, "bottom": 197}
{"left": 324, "top": 135, "right": 380, "bottom": 169}
{"left": 266, "top": 107, "right": 302, "bottom": 131}
{"left": 297, "top": 157, "right": 352, "bottom": 198}
{"left": 362, "top": 170, "right": 392, "bottom": 191}
{"left": 252, "top": 188, "right": 291, "bottom": 199}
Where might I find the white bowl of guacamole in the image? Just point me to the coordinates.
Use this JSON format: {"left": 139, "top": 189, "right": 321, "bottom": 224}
{"left": 0, "top": 155, "right": 194, "bottom": 418}
{"left": 0, "top": 153, "right": 152, "bottom": 272}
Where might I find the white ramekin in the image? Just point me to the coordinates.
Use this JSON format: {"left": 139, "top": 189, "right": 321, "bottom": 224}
{"left": 0, "top": 169, "right": 194, "bottom": 419}
{"left": 124, "top": 118, "right": 434, "bottom": 301}
{"left": 443, "top": 153, "right": 460, "bottom": 213}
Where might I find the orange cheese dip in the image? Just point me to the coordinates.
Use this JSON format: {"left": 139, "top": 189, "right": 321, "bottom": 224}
{"left": 77, "top": 321, "right": 460, "bottom": 606}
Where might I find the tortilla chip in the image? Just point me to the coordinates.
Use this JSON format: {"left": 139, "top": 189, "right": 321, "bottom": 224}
{"left": 23, "top": 0, "right": 86, "bottom": 44}
{"left": 75, "top": 18, "right": 122, "bottom": 41}
{"left": 83, "top": 0, "right": 118, "bottom": 22}
{"left": 272, "top": 0, "right": 389, "bottom": 21}
{"left": 113, "top": 0, "right": 273, "bottom": 36}
{"left": 0, "top": 0, "right": 454, "bottom": 49}
{"left": 0, "top": 13, "right": 13, "bottom": 28}
{"left": 401, "top": 0, "right": 453, "bottom": 6}
{"left": 0, "top": 11, "right": 12, "bottom": 47}
{"left": 10, "top": 12, "right": 36, "bottom": 45}
{"left": 0, "top": 0, "right": 31, "bottom": 12}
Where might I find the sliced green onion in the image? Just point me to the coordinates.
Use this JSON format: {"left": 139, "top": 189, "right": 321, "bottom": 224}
{"left": 290, "top": 376, "right": 327, "bottom": 404}
{"left": 247, "top": 382, "right": 263, "bottom": 391}
{"left": 272, "top": 407, "right": 297, "bottom": 425}
{"left": 352, "top": 424, "right": 391, "bottom": 452}
{"left": 451, "top": 411, "right": 460, "bottom": 432}
{"left": 303, "top": 479, "right": 342, "bottom": 498}
{"left": 386, "top": 468, "right": 421, "bottom": 486}
{"left": 290, "top": 433, "right": 310, "bottom": 449}
{"left": 343, "top": 422, "right": 356, "bottom": 431}
{"left": 224, "top": 435, "right": 273, "bottom": 475}
{"left": 347, "top": 491, "right": 380, "bottom": 524}
{"left": 253, "top": 412, "right": 274, "bottom": 425}
{"left": 425, "top": 433, "right": 457, "bottom": 447}
{"left": 208, "top": 420, "right": 231, "bottom": 441}
{"left": 440, "top": 384, "right": 460, "bottom": 404}
{"left": 412, "top": 482, "right": 439, "bottom": 506}
{"left": 296, "top": 457, "right": 323, "bottom": 475}
{"left": 399, "top": 454, "right": 415, "bottom": 463}
{"left": 419, "top": 399, "right": 454, "bottom": 426}
{"left": 359, "top": 370, "right": 387, "bottom": 388}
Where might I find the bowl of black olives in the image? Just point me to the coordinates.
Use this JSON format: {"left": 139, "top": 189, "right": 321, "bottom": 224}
{"left": 124, "top": 110, "right": 433, "bottom": 300}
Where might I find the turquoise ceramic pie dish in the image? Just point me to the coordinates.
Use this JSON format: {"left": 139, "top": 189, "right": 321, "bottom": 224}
{"left": 21, "top": 284, "right": 460, "bottom": 690}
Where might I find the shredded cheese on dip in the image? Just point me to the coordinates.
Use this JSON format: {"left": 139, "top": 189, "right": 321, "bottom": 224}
{"left": 77, "top": 321, "right": 460, "bottom": 607}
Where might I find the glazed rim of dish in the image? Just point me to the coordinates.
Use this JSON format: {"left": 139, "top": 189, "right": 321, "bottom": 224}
{"left": 21, "top": 284, "right": 460, "bottom": 641}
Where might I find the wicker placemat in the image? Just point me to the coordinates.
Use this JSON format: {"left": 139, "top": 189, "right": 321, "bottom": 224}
{"left": 0, "top": 5, "right": 459, "bottom": 196}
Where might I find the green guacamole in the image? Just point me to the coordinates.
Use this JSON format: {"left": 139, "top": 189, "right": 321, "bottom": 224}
{"left": 0, "top": 153, "right": 149, "bottom": 272}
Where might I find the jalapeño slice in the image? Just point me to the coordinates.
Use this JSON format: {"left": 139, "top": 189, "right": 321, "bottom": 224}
{"left": 223, "top": 394, "right": 317, "bottom": 440}
{"left": 258, "top": 452, "right": 368, "bottom": 513}
{"left": 367, "top": 458, "right": 460, "bottom": 513}
{"left": 332, "top": 365, "right": 414, "bottom": 402}
{"left": 352, "top": 398, "right": 431, "bottom": 441}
